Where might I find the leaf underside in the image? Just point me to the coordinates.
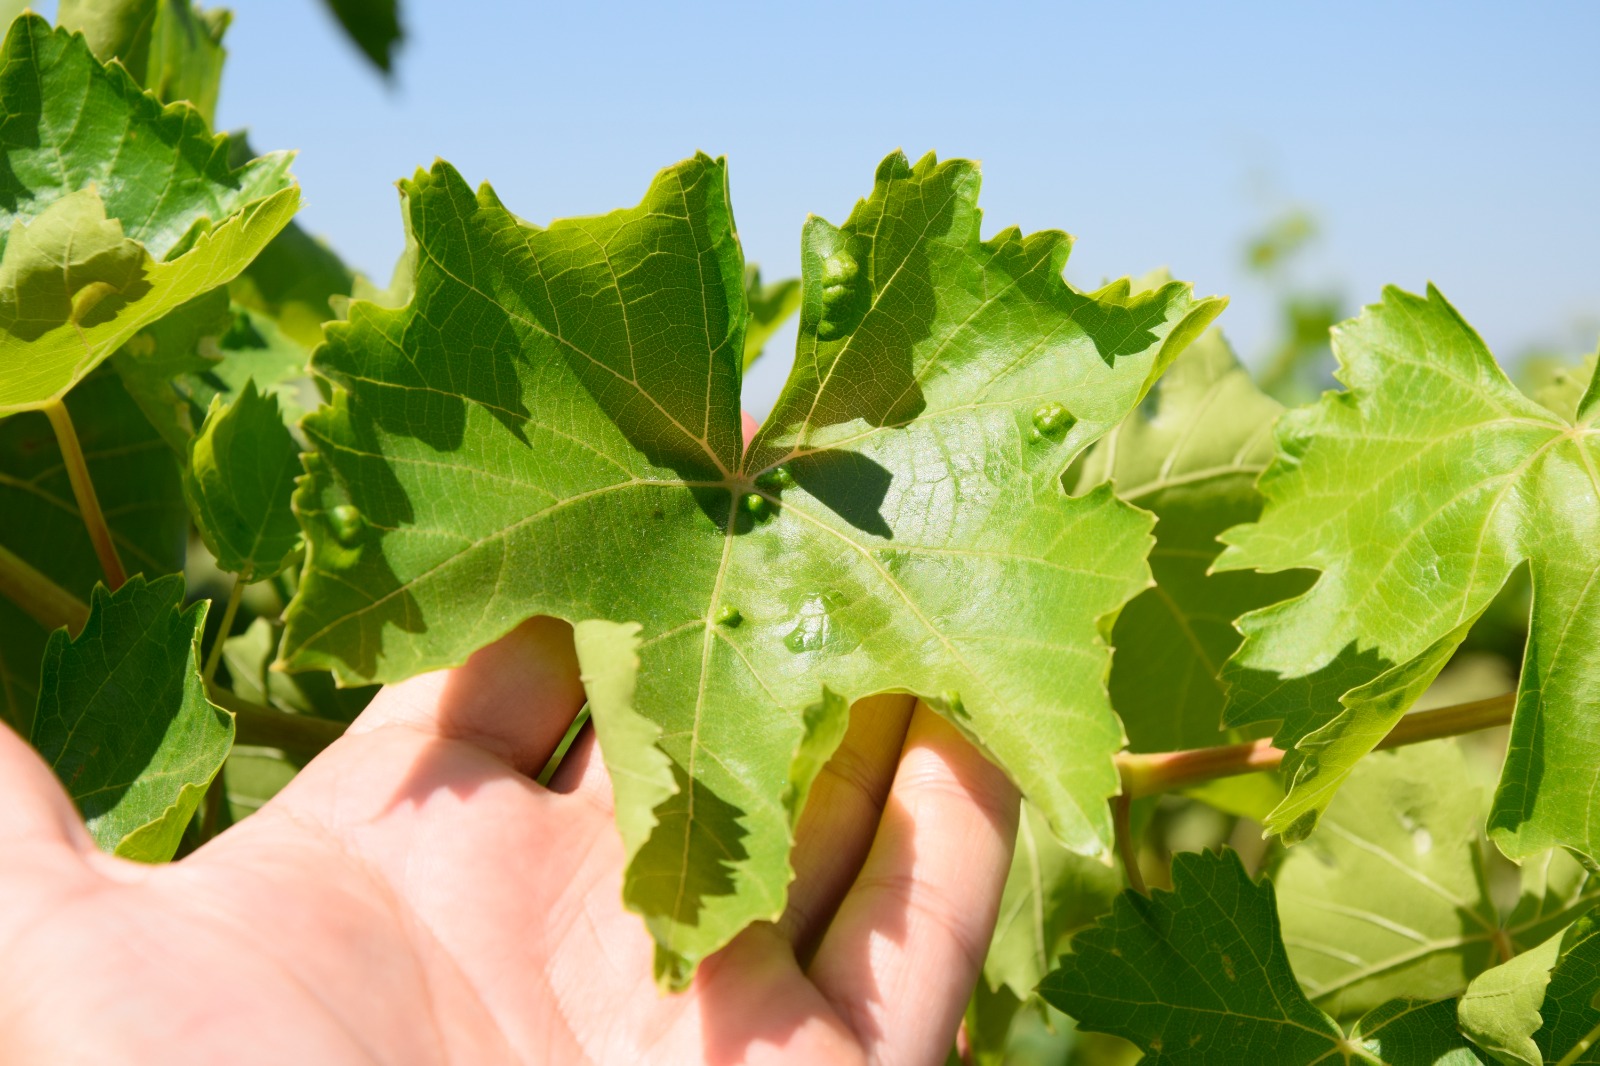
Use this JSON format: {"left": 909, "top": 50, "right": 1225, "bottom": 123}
{"left": 281, "top": 149, "right": 1222, "bottom": 984}
{"left": 1217, "top": 286, "right": 1600, "bottom": 859}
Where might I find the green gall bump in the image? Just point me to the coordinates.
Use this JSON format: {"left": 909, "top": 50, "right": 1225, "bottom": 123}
{"left": 329, "top": 504, "right": 365, "bottom": 546}
{"left": 1031, "top": 402, "right": 1075, "bottom": 439}
{"left": 755, "top": 464, "right": 796, "bottom": 492}
{"left": 743, "top": 493, "right": 770, "bottom": 518}
{"left": 821, "top": 250, "right": 858, "bottom": 288}
{"left": 715, "top": 605, "right": 742, "bottom": 627}
{"left": 940, "top": 690, "right": 968, "bottom": 720}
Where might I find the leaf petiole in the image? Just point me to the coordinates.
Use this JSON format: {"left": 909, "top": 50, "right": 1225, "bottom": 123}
{"left": 201, "top": 573, "right": 248, "bottom": 686}
{"left": 43, "top": 398, "right": 126, "bottom": 590}
{"left": 0, "top": 540, "right": 89, "bottom": 634}
{"left": 1116, "top": 691, "right": 1516, "bottom": 799}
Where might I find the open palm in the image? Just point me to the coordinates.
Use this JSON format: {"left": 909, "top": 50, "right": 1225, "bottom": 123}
{"left": 0, "top": 617, "right": 1019, "bottom": 1065}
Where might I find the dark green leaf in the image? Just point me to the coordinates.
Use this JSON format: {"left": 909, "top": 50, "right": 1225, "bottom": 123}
{"left": 183, "top": 380, "right": 301, "bottom": 579}
{"left": 1040, "top": 848, "right": 1348, "bottom": 1063}
{"left": 30, "top": 573, "right": 233, "bottom": 862}
{"left": 320, "top": 0, "right": 402, "bottom": 73}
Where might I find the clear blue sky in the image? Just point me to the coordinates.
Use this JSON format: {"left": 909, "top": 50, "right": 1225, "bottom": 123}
{"left": 92, "top": 1, "right": 1600, "bottom": 412}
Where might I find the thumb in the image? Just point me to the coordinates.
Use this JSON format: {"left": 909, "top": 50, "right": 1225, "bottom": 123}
{"left": 0, "top": 719, "right": 94, "bottom": 852}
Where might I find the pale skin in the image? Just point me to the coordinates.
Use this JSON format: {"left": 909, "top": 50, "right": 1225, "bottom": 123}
{"left": 0, "top": 617, "right": 1020, "bottom": 1065}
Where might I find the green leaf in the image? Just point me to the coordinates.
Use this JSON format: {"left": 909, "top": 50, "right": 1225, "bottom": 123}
{"left": 320, "top": 0, "right": 402, "bottom": 73}
{"left": 0, "top": 369, "right": 185, "bottom": 735}
{"left": 281, "top": 150, "right": 1222, "bottom": 983}
{"left": 1215, "top": 286, "right": 1600, "bottom": 859}
{"left": 1039, "top": 848, "right": 1350, "bottom": 1062}
{"left": 1460, "top": 929, "right": 1567, "bottom": 1066}
{"left": 1460, "top": 915, "right": 1600, "bottom": 1066}
{"left": 29, "top": 573, "right": 234, "bottom": 862}
{"left": 1351, "top": 998, "right": 1489, "bottom": 1065}
{"left": 1275, "top": 742, "right": 1596, "bottom": 1020}
{"left": 742, "top": 264, "right": 801, "bottom": 369}
{"left": 0, "top": 14, "right": 298, "bottom": 418}
{"left": 110, "top": 288, "right": 232, "bottom": 451}
{"left": 1041, "top": 848, "right": 1489, "bottom": 1064}
{"left": 1276, "top": 742, "right": 1498, "bottom": 1017}
{"left": 227, "top": 132, "right": 356, "bottom": 350}
{"left": 1076, "top": 325, "right": 1307, "bottom": 750}
{"left": 984, "top": 799, "right": 1122, "bottom": 1001}
{"left": 183, "top": 380, "right": 302, "bottom": 579}
{"left": 58, "top": 0, "right": 233, "bottom": 126}
{"left": 223, "top": 617, "right": 376, "bottom": 722}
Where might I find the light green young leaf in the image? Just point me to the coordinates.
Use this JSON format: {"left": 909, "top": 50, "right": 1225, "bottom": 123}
{"left": 742, "top": 264, "right": 801, "bottom": 369}
{"left": 281, "top": 150, "right": 1222, "bottom": 984}
{"left": 0, "top": 15, "right": 298, "bottom": 418}
{"left": 984, "top": 799, "right": 1121, "bottom": 1001}
{"left": 0, "top": 370, "right": 185, "bottom": 735}
{"left": 1276, "top": 743, "right": 1498, "bottom": 1017}
{"left": 1460, "top": 929, "right": 1566, "bottom": 1066}
{"left": 183, "top": 380, "right": 302, "bottom": 579}
{"left": 1076, "top": 325, "right": 1306, "bottom": 750}
{"left": 1275, "top": 742, "right": 1596, "bottom": 1020}
{"left": 1041, "top": 848, "right": 1488, "bottom": 1064}
{"left": 1216, "top": 286, "right": 1600, "bottom": 859}
{"left": 30, "top": 573, "right": 234, "bottom": 862}
{"left": 1460, "top": 915, "right": 1600, "bottom": 1066}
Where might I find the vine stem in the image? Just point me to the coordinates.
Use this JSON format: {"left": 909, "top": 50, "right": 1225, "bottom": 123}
{"left": 201, "top": 573, "right": 248, "bottom": 686}
{"left": 43, "top": 399, "right": 125, "bottom": 590}
{"left": 1115, "top": 692, "right": 1516, "bottom": 799}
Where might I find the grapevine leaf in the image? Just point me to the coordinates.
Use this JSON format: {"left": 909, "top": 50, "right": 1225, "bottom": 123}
{"left": 183, "top": 380, "right": 301, "bottom": 579}
{"left": 1216, "top": 286, "right": 1600, "bottom": 858}
{"left": 281, "top": 150, "right": 1222, "bottom": 983}
{"left": 1075, "top": 325, "right": 1307, "bottom": 750}
{"left": 0, "top": 370, "right": 185, "bottom": 735}
{"left": 1350, "top": 998, "right": 1488, "bottom": 1065}
{"left": 1038, "top": 848, "right": 1350, "bottom": 1063}
{"left": 983, "top": 799, "right": 1121, "bottom": 1001}
{"left": 227, "top": 132, "right": 356, "bottom": 350}
{"left": 1042, "top": 848, "right": 1490, "bottom": 1064}
{"left": 111, "top": 288, "right": 231, "bottom": 451}
{"left": 57, "top": 0, "right": 232, "bottom": 126}
{"left": 320, "top": 0, "right": 402, "bottom": 73}
{"left": 1460, "top": 915, "right": 1600, "bottom": 1066}
{"left": 1459, "top": 930, "right": 1566, "bottom": 1066}
{"left": 742, "top": 264, "right": 801, "bottom": 369}
{"left": 0, "top": 15, "right": 299, "bottom": 418}
{"left": 221, "top": 745, "right": 298, "bottom": 824}
{"left": 223, "top": 617, "right": 375, "bottom": 722}
{"left": 1277, "top": 739, "right": 1598, "bottom": 1022}
{"left": 29, "top": 573, "right": 233, "bottom": 862}
{"left": 1275, "top": 742, "right": 1500, "bottom": 1018}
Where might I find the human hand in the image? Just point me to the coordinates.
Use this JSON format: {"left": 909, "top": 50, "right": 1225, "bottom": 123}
{"left": 0, "top": 616, "right": 1020, "bottom": 1065}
